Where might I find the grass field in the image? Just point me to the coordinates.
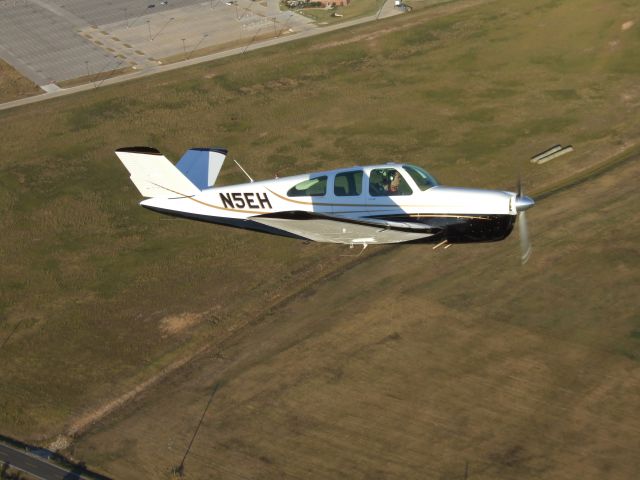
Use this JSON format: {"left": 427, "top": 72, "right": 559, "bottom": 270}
{"left": 73, "top": 156, "right": 640, "bottom": 480}
{"left": 0, "top": 0, "right": 639, "bottom": 477}
{"left": 0, "top": 60, "right": 41, "bottom": 103}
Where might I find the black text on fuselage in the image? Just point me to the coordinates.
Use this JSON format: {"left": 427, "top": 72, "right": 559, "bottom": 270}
{"left": 219, "top": 192, "right": 272, "bottom": 209}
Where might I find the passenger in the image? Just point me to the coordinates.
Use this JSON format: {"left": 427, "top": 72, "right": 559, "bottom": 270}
{"left": 389, "top": 171, "right": 401, "bottom": 194}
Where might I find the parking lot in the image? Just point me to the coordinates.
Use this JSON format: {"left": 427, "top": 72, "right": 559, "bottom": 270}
{"left": 0, "top": 0, "right": 315, "bottom": 85}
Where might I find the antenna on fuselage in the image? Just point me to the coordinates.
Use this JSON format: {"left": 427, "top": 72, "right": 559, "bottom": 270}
{"left": 233, "top": 158, "right": 254, "bottom": 183}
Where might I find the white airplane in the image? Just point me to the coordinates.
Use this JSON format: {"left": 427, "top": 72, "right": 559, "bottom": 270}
{"left": 116, "top": 146, "right": 535, "bottom": 262}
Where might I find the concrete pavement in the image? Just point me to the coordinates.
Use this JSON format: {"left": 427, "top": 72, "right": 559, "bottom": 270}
{"left": 0, "top": 0, "right": 403, "bottom": 112}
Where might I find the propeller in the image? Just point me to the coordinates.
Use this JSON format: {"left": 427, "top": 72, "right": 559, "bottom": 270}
{"left": 515, "top": 176, "right": 535, "bottom": 264}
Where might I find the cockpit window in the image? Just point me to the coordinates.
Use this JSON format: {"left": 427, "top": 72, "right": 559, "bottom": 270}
{"left": 287, "top": 176, "right": 327, "bottom": 197}
{"left": 334, "top": 170, "right": 363, "bottom": 196}
{"left": 403, "top": 165, "right": 439, "bottom": 191}
{"left": 369, "top": 168, "right": 413, "bottom": 196}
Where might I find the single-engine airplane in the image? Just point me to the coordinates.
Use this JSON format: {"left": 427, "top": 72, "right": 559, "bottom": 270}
{"left": 116, "top": 146, "right": 535, "bottom": 262}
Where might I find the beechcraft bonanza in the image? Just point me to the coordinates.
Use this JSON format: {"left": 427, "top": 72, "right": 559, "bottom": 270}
{"left": 116, "top": 146, "right": 535, "bottom": 263}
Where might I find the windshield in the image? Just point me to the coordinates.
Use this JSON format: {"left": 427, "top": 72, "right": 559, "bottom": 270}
{"left": 403, "top": 165, "right": 439, "bottom": 191}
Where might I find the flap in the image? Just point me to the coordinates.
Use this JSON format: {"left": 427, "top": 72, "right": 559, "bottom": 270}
{"left": 251, "top": 211, "right": 437, "bottom": 244}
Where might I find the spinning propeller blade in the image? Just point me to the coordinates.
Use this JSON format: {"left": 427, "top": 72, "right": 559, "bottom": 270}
{"left": 515, "top": 178, "right": 535, "bottom": 265}
{"left": 518, "top": 210, "right": 532, "bottom": 264}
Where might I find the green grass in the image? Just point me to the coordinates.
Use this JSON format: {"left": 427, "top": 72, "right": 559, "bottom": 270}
{"left": 66, "top": 98, "right": 139, "bottom": 131}
{"left": 0, "top": 0, "right": 639, "bottom": 454}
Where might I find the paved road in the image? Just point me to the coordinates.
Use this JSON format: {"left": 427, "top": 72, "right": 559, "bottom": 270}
{"left": 0, "top": 443, "right": 89, "bottom": 480}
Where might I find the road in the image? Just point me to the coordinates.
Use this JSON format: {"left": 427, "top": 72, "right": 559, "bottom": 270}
{"left": 0, "top": 443, "right": 93, "bottom": 480}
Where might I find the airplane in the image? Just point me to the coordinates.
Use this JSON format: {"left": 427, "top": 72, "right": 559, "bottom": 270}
{"left": 116, "top": 146, "right": 535, "bottom": 262}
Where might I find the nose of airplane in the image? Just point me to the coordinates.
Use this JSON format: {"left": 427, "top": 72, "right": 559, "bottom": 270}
{"left": 515, "top": 195, "right": 535, "bottom": 212}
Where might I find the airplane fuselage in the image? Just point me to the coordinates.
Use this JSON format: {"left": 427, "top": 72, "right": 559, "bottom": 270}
{"left": 139, "top": 163, "right": 518, "bottom": 244}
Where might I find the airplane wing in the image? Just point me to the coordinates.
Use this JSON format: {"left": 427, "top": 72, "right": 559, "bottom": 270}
{"left": 250, "top": 211, "right": 439, "bottom": 244}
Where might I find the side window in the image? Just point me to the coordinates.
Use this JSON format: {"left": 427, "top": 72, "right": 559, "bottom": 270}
{"left": 334, "top": 170, "right": 363, "bottom": 196}
{"left": 369, "top": 168, "right": 413, "bottom": 196}
{"left": 287, "top": 176, "right": 327, "bottom": 197}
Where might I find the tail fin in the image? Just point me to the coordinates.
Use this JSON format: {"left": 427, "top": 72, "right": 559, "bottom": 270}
{"left": 176, "top": 148, "right": 227, "bottom": 190}
{"left": 116, "top": 147, "right": 200, "bottom": 198}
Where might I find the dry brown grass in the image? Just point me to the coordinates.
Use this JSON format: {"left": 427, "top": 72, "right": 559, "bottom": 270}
{"left": 159, "top": 313, "right": 203, "bottom": 336}
{"left": 73, "top": 158, "right": 640, "bottom": 479}
{"left": 56, "top": 67, "right": 135, "bottom": 89}
{"left": 0, "top": 60, "right": 41, "bottom": 103}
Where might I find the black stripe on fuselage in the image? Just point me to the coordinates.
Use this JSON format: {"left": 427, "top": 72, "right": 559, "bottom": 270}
{"left": 371, "top": 213, "right": 516, "bottom": 243}
{"left": 141, "top": 205, "right": 307, "bottom": 240}
{"left": 256, "top": 210, "right": 439, "bottom": 234}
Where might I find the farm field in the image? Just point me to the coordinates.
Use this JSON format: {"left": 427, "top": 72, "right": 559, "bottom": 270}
{"left": 0, "top": 0, "right": 639, "bottom": 477}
